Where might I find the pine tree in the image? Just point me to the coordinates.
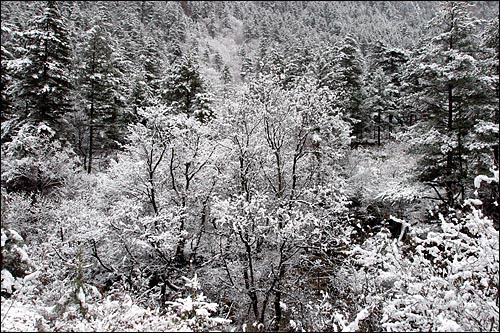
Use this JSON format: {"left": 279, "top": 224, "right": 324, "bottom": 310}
{"left": 325, "top": 37, "right": 366, "bottom": 142}
{"left": 1, "top": 22, "right": 14, "bottom": 124}
{"left": 128, "top": 33, "right": 163, "bottom": 118}
{"left": 468, "top": 15, "right": 499, "bottom": 222}
{"left": 221, "top": 65, "right": 232, "bottom": 84}
{"left": 365, "top": 41, "right": 409, "bottom": 141}
{"left": 10, "top": 0, "right": 74, "bottom": 138}
{"left": 80, "top": 18, "right": 124, "bottom": 173}
{"left": 161, "top": 56, "right": 213, "bottom": 123}
{"left": 363, "top": 67, "right": 393, "bottom": 146}
{"left": 240, "top": 55, "right": 254, "bottom": 81}
{"left": 213, "top": 51, "right": 223, "bottom": 72}
{"left": 472, "top": 16, "right": 499, "bottom": 174}
{"left": 405, "top": 1, "right": 486, "bottom": 206}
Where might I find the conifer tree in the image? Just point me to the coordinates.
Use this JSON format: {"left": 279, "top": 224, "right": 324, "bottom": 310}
{"left": 128, "top": 33, "right": 163, "bottom": 118}
{"left": 468, "top": 15, "right": 499, "bottom": 221}
{"left": 80, "top": 17, "right": 124, "bottom": 173}
{"left": 363, "top": 67, "right": 393, "bottom": 146}
{"left": 213, "top": 52, "right": 223, "bottom": 72}
{"left": 1, "top": 22, "right": 14, "bottom": 124}
{"left": 323, "top": 37, "right": 366, "bottom": 142}
{"left": 161, "top": 56, "right": 213, "bottom": 123}
{"left": 10, "top": 0, "right": 74, "bottom": 138}
{"left": 473, "top": 16, "right": 499, "bottom": 174}
{"left": 240, "top": 55, "right": 254, "bottom": 81}
{"left": 405, "top": 1, "right": 487, "bottom": 206}
{"left": 221, "top": 65, "right": 232, "bottom": 84}
{"left": 364, "top": 41, "right": 409, "bottom": 142}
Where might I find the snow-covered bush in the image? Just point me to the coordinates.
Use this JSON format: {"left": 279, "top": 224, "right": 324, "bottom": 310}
{"left": 1, "top": 227, "right": 35, "bottom": 296}
{"left": 2, "top": 271, "right": 230, "bottom": 332}
{"left": 347, "top": 140, "right": 427, "bottom": 212}
{"left": 348, "top": 170, "right": 499, "bottom": 332}
{"left": 1, "top": 122, "right": 80, "bottom": 194}
{"left": 165, "top": 274, "right": 231, "bottom": 331}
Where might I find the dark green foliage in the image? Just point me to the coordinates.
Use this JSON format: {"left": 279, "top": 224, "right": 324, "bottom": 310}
{"left": 128, "top": 34, "right": 163, "bottom": 118}
{"left": 330, "top": 37, "right": 366, "bottom": 141}
{"left": 213, "top": 52, "right": 223, "bottom": 72}
{"left": 1, "top": 23, "right": 14, "bottom": 124}
{"left": 404, "top": 1, "right": 493, "bottom": 206}
{"left": 161, "top": 56, "right": 214, "bottom": 123}
{"left": 11, "top": 1, "right": 74, "bottom": 138}
{"left": 80, "top": 19, "right": 125, "bottom": 172}
{"left": 221, "top": 65, "right": 232, "bottom": 84}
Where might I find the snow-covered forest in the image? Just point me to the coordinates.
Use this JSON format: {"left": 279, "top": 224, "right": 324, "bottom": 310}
{"left": 1, "top": 1, "right": 498, "bottom": 331}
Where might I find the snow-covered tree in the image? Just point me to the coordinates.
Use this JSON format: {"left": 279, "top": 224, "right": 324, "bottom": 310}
{"left": 128, "top": 33, "right": 164, "bottom": 119}
{"left": 363, "top": 67, "right": 395, "bottom": 146}
{"left": 208, "top": 73, "right": 352, "bottom": 331}
{"left": 403, "top": 1, "right": 490, "bottom": 207}
{"left": 1, "top": 122, "right": 79, "bottom": 194}
{"left": 349, "top": 169, "right": 499, "bottom": 332}
{"left": 79, "top": 16, "right": 126, "bottom": 173}
{"left": 161, "top": 55, "right": 214, "bottom": 123}
{"left": 9, "top": 1, "right": 74, "bottom": 139}
{"left": 1, "top": 22, "right": 14, "bottom": 125}
{"left": 332, "top": 36, "right": 365, "bottom": 141}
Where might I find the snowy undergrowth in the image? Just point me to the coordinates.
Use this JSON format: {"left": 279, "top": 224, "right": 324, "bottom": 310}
{"left": 1, "top": 271, "right": 230, "bottom": 332}
{"left": 346, "top": 140, "right": 429, "bottom": 218}
{"left": 347, "top": 169, "right": 499, "bottom": 332}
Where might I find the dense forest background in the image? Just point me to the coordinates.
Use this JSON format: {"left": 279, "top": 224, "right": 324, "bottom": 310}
{"left": 1, "top": 1, "right": 499, "bottom": 331}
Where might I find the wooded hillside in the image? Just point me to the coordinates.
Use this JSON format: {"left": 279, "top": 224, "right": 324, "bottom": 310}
{"left": 1, "top": 1, "right": 498, "bottom": 331}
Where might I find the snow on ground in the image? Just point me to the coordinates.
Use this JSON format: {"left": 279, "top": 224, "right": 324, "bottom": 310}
{"left": 1, "top": 297, "right": 44, "bottom": 332}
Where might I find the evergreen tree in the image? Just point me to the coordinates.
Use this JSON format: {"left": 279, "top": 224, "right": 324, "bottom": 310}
{"left": 322, "top": 37, "right": 366, "bottom": 142}
{"left": 472, "top": 15, "right": 499, "bottom": 174}
{"left": 365, "top": 41, "right": 409, "bottom": 141}
{"left": 240, "top": 55, "right": 254, "bottom": 81}
{"left": 221, "top": 65, "right": 232, "bottom": 84}
{"left": 213, "top": 51, "right": 223, "bottom": 72}
{"left": 80, "top": 18, "right": 124, "bottom": 173}
{"left": 467, "top": 15, "right": 499, "bottom": 222}
{"left": 10, "top": 0, "right": 74, "bottom": 138}
{"left": 161, "top": 56, "right": 213, "bottom": 123}
{"left": 405, "top": 1, "right": 487, "bottom": 206}
{"left": 363, "top": 67, "right": 394, "bottom": 146}
{"left": 1, "top": 22, "right": 14, "bottom": 124}
{"left": 128, "top": 33, "right": 163, "bottom": 118}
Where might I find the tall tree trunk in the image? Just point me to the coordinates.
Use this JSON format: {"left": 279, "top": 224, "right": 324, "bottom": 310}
{"left": 446, "top": 83, "right": 454, "bottom": 205}
{"left": 88, "top": 100, "right": 94, "bottom": 174}
{"left": 88, "top": 47, "right": 97, "bottom": 174}
{"left": 377, "top": 108, "right": 381, "bottom": 146}
{"left": 140, "top": 1, "right": 146, "bottom": 23}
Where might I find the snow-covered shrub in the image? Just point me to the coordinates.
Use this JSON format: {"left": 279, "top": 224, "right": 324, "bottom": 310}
{"left": 347, "top": 141, "right": 424, "bottom": 205}
{"left": 166, "top": 274, "right": 231, "bottom": 331}
{"left": 300, "top": 290, "right": 352, "bottom": 332}
{"left": 1, "top": 227, "right": 35, "bottom": 296}
{"left": 349, "top": 171, "right": 499, "bottom": 332}
{"left": 471, "top": 168, "right": 499, "bottom": 224}
{"left": 1, "top": 272, "right": 230, "bottom": 332}
{"left": 346, "top": 141, "right": 428, "bottom": 245}
{"left": 1, "top": 191, "right": 60, "bottom": 247}
{"left": 1, "top": 122, "right": 80, "bottom": 194}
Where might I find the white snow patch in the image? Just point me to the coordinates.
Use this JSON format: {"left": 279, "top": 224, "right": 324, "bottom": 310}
{"left": 8, "top": 229, "right": 24, "bottom": 242}
{"left": 437, "top": 315, "right": 461, "bottom": 332}
{"left": 1, "top": 229, "right": 7, "bottom": 247}
{"left": 464, "top": 198, "right": 483, "bottom": 206}
{"left": 342, "top": 307, "right": 371, "bottom": 332}
{"left": 474, "top": 171, "right": 498, "bottom": 189}
{"left": 23, "top": 270, "right": 40, "bottom": 283}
